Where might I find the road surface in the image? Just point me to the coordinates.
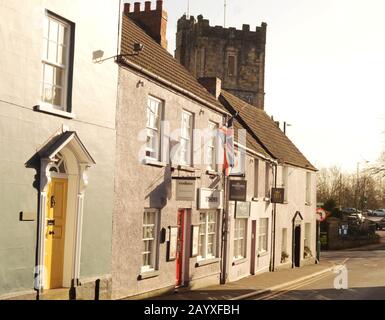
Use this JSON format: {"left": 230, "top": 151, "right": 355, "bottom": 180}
{"left": 256, "top": 231, "right": 385, "bottom": 300}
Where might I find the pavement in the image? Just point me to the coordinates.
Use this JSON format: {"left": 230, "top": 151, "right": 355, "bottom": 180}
{"left": 150, "top": 261, "right": 336, "bottom": 300}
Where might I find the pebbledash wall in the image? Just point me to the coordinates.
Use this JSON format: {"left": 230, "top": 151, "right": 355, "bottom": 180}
{"left": 112, "top": 67, "right": 227, "bottom": 300}
{"left": 0, "top": 0, "right": 120, "bottom": 299}
{"left": 225, "top": 154, "right": 317, "bottom": 283}
{"left": 273, "top": 165, "right": 317, "bottom": 269}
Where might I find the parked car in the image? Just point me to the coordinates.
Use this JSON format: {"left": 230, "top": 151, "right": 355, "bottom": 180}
{"left": 375, "top": 218, "right": 385, "bottom": 230}
{"left": 364, "top": 209, "right": 374, "bottom": 216}
{"left": 347, "top": 213, "right": 365, "bottom": 224}
{"left": 373, "top": 209, "right": 385, "bottom": 217}
{"left": 341, "top": 208, "right": 358, "bottom": 215}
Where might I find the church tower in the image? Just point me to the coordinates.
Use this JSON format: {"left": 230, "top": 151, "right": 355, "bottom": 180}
{"left": 175, "top": 14, "right": 267, "bottom": 109}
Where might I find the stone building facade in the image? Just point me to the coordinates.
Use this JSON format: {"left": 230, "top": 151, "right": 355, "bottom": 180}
{"left": 175, "top": 14, "right": 267, "bottom": 110}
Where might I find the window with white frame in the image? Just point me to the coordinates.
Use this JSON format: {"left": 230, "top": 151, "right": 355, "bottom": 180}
{"left": 180, "top": 110, "right": 193, "bottom": 166}
{"left": 146, "top": 96, "right": 163, "bottom": 161}
{"left": 282, "top": 166, "right": 289, "bottom": 202}
{"left": 206, "top": 121, "right": 218, "bottom": 171}
{"left": 41, "top": 12, "right": 72, "bottom": 111}
{"left": 258, "top": 218, "right": 269, "bottom": 254}
{"left": 304, "top": 223, "right": 311, "bottom": 250}
{"left": 254, "top": 159, "right": 260, "bottom": 198}
{"left": 306, "top": 172, "right": 312, "bottom": 204}
{"left": 198, "top": 211, "right": 218, "bottom": 261}
{"left": 265, "top": 163, "right": 271, "bottom": 198}
{"left": 142, "top": 210, "right": 159, "bottom": 273}
{"left": 233, "top": 218, "right": 247, "bottom": 260}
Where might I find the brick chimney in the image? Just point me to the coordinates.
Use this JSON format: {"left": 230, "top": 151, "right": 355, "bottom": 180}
{"left": 198, "top": 77, "right": 222, "bottom": 100}
{"left": 124, "top": 1, "right": 168, "bottom": 50}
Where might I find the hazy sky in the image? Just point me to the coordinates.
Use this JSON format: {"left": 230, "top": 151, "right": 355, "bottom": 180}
{"left": 152, "top": 0, "right": 385, "bottom": 172}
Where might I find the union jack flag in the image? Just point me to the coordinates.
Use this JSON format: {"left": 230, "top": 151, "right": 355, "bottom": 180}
{"left": 219, "top": 115, "right": 236, "bottom": 176}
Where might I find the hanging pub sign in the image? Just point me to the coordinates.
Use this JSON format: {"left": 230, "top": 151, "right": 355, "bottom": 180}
{"left": 175, "top": 179, "right": 196, "bottom": 201}
{"left": 271, "top": 188, "right": 285, "bottom": 204}
{"left": 198, "top": 188, "right": 224, "bottom": 210}
{"left": 235, "top": 201, "right": 251, "bottom": 218}
{"left": 229, "top": 180, "right": 247, "bottom": 202}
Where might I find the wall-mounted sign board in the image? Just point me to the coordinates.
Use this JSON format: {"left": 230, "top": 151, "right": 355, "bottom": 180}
{"left": 229, "top": 180, "right": 247, "bottom": 202}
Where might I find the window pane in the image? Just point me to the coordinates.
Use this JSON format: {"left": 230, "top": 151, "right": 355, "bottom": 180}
{"left": 58, "top": 45, "right": 66, "bottom": 65}
{"left": 43, "top": 17, "right": 49, "bottom": 39}
{"left": 42, "top": 84, "right": 53, "bottom": 104}
{"left": 43, "top": 64, "right": 54, "bottom": 85}
{"left": 49, "top": 20, "right": 59, "bottom": 41}
{"left": 52, "top": 87, "right": 62, "bottom": 107}
{"left": 58, "top": 24, "right": 67, "bottom": 45}
{"left": 54, "top": 67, "right": 63, "bottom": 86}
{"left": 48, "top": 41, "right": 58, "bottom": 63}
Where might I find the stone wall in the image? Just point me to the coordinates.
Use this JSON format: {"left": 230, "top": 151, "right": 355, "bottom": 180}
{"left": 175, "top": 15, "right": 267, "bottom": 110}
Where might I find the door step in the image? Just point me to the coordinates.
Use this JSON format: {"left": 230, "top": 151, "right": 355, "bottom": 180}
{"left": 38, "top": 288, "right": 71, "bottom": 300}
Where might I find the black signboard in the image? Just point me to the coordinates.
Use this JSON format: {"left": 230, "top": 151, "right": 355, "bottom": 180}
{"left": 271, "top": 188, "right": 285, "bottom": 204}
{"left": 229, "top": 180, "right": 247, "bottom": 202}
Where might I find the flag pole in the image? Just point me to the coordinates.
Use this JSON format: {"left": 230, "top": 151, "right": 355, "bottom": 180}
{"left": 224, "top": 0, "right": 227, "bottom": 27}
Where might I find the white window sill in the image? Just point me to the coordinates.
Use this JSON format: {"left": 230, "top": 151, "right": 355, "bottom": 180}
{"left": 195, "top": 258, "right": 221, "bottom": 268}
{"left": 35, "top": 104, "right": 76, "bottom": 119}
{"left": 263, "top": 197, "right": 271, "bottom": 202}
{"left": 143, "top": 158, "right": 167, "bottom": 168}
{"left": 252, "top": 197, "right": 259, "bottom": 202}
{"left": 138, "top": 270, "right": 160, "bottom": 280}
{"left": 257, "top": 251, "right": 269, "bottom": 258}
{"left": 175, "top": 165, "right": 199, "bottom": 173}
{"left": 232, "top": 258, "right": 247, "bottom": 266}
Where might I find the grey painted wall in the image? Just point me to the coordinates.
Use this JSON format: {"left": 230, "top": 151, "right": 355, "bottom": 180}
{"left": 0, "top": 0, "right": 120, "bottom": 297}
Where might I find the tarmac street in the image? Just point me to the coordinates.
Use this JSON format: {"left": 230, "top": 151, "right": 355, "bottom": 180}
{"left": 255, "top": 231, "right": 385, "bottom": 300}
{"left": 147, "top": 231, "right": 385, "bottom": 301}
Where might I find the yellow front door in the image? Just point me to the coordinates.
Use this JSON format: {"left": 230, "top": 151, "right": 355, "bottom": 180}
{"left": 44, "top": 178, "right": 68, "bottom": 290}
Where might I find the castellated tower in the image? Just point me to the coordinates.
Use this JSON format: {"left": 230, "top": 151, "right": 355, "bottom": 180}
{"left": 175, "top": 14, "right": 267, "bottom": 110}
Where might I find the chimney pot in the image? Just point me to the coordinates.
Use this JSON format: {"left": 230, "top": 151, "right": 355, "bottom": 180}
{"left": 145, "top": 1, "right": 151, "bottom": 11}
{"left": 156, "top": 0, "right": 163, "bottom": 11}
{"left": 124, "top": 3, "right": 131, "bottom": 15}
{"left": 134, "top": 2, "right": 141, "bottom": 12}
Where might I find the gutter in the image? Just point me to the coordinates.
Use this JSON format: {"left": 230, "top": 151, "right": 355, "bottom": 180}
{"left": 117, "top": 57, "right": 229, "bottom": 117}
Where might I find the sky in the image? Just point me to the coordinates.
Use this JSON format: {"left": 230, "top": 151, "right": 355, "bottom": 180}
{"left": 151, "top": 0, "right": 385, "bottom": 172}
